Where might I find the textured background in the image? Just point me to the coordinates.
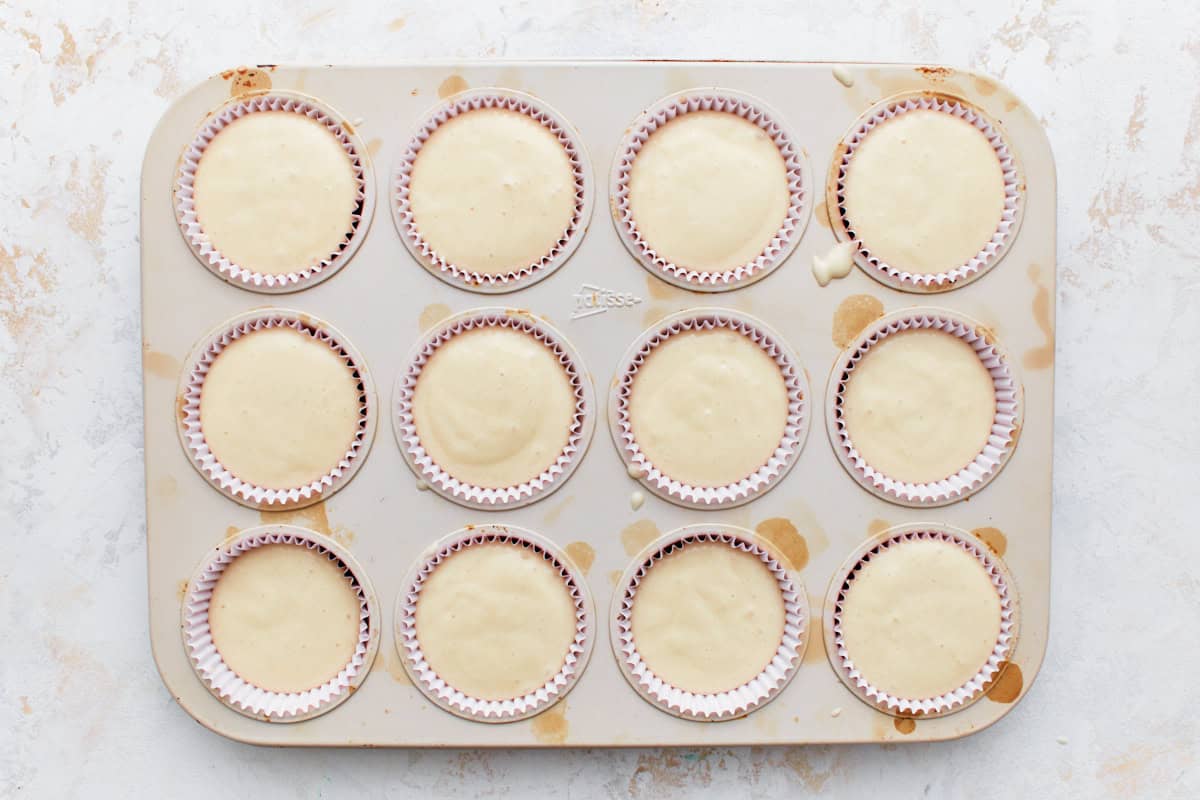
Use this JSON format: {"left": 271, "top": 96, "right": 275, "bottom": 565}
{"left": 2, "top": 0, "right": 1198, "bottom": 797}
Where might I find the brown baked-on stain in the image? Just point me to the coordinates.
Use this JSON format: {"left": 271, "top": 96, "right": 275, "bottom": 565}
{"left": 143, "top": 350, "right": 179, "bottom": 379}
{"left": 564, "top": 541, "right": 595, "bottom": 575}
{"left": 813, "top": 199, "right": 832, "bottom": 230}
{"left": 621, "top": 519, "right": 661, "bottom": 556}
{"left": 438, "top": 74, "right": 469, "bottom": 99}
{"left": 972, "top": 75, "right": 998, "bottom": 97}
{"left": 986, "top": 660, "right": 1023, "bottom": 703}
{"left": 225, "top": 67, "right": 272, "bottom": 97}
{"left": 224, "top": 525, "right": 240, "bottom": 540}
{"left": 1024, "top": 264, "right": 1054, "bottom": 370}
{"left": 530, "top": 700, "right": 568, "bottom": 744}
{"left": 608, "top": 569, "right": 623, "bottom": 588}
{"left": 177, "top": 579, "right": 189, "bottom": 600}
{"left": 259, "top": 501, "right": 332, "bottom": 536}
{"left": 893, "top": 717, "right": 916, "bottom": 734}
{"left": 418, "top": 302, "right": 452, "bottom": 331}
{"left": 832, "top": 294, "right": 885, "bottom": 349}
{"left": 915, "top": 65, "right": 954, "bottom": 82}
{"left": 366, "top": 138, "right": 383, "bottom": 159}
{"left": 971, "top": 526, "right": 1008, "bottom": 557}
{"left": 754, "top": 518, "right": 809, "bottom": 571}
{"left": 867, "top": 518, "right": 891, "bottom": 537}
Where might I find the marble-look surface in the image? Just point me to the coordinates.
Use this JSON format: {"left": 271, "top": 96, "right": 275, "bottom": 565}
{"left": 1, "top": 0, "right": 1197, "bottom": 797}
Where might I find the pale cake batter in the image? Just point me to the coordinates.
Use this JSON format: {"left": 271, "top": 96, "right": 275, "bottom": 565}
{"left": 193, "top": 110, "right": 359, "bottom": 275}
{"left": 629, "top": 110, "right": 789, "bottom": 272}
{"left": 412, "top": 326, "right": 575, "bottom": 489}
{"left": 839, "top": 537, "right": 1002, "bottom": 699}
{"left": 632, "top": 541, "right": 784, "bottom": 693}
{"left": 415, "top": 542, "right": 577, "bottom": 700}
{"left": 208, "top": 543, "right": 361, "bottom": 693}
{"left": 199, "top": 326, "right": 362, "bottom": 490}
{"left": 409, "top": 108, "right": 576, "bottom": 275}
{"left": 629, "top": 328, "right": 788, "bottom": 487}
{"left": 841, "top": 329, "right": 995, "bottom": 483}
{"left": 842, "top": 109, "right": 1005, "bottom": 274}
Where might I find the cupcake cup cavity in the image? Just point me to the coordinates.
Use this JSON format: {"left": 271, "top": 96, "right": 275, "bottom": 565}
{"left": 177, "top": 309, "right": 376, "bottom": 510}
{"left": 391, "top": 88, "right": 594, "bottom": 293}
{"left": 611, "top": 525, "right": 808, "bottom": 721}
{"left": 611, "top": 88, "right": 812, "bottom": 291}
{"left": 828, "top": 91, "right": 1024, "bottom": 292}
{"left": 181, "top": 525, "right": 380, "bottom": 722}
{"left": 825, "top": 307, "right": 1022, "bottom": 507}
{"left": 609, "top": 309, "right": 810, "bottom": 509}
{"left": 393, "top": 308, "right": 595, "bottom": 510}
{"left": 824, "top": 524, "right": 1019, "bottom": 717}
{"left": 174, "top": 91, "right": 373, "bottom": 293}
{"left": 394, "top": 525, "right": 595, "bottom": 723}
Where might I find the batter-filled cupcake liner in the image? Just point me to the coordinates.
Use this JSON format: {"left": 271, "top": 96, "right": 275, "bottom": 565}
{"left": 827, "top": 91, "right": 1024, "bottom": 293}
{"left": 823, "top": 524, "right": 1019, "bottom": 717}
{"left": 825, "top": 307, "right": 1022, "bottom": 507}
{"left": 610, "top": 88, "right": 812, "bottom": 291}
{"left": 609, "top": 309, "right": 809, "bottom": 509}
{"left": 393, "top": 308, "right": 595, "bottom": 510}
{"left": 174, "top": 91, "right": 373, "bottom": 294}
{"left": 181, "top": 524, "right": 380, "bottom": 722}
{"left": 177, "top": 309, "right": 377, "bottom": 510}
{"left": 391, "top": 88, "right": 594, "bottom": 293}
{"left": 611, "top": 525, "right": 808, "bottom": 721}
{"left": 394, "top": 525, "right": 595, "bottom": 723}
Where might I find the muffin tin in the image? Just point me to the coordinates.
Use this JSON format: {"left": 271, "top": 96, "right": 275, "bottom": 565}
{"left": 142, "top": 61, "right": 1054, "bottom": 746}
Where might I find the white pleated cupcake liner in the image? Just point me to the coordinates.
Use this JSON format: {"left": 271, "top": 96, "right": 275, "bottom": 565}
{"left": 825, "top": 524, "right": 1019, "bottom": 717}
{"left": 181, "top": 525, "right": 380, "bottom": 722}
{"left": 829, "top": 92, "right": 1024, "bottom": 292}
{"left": 826, "top": 308, "right": 1022, "bottom": 507}
{"left": 393, "top": 309, "right": 594, "bottom": 510}
{"left": 610, "top": 309, "right": 809, "bottom": 509}
{"left": 395, "top": 525, "right": 595, "bottom": 723}
{"left": 610, "top": 89, "right": 811, "bottom": 291}
{"left": 178, "top": 309, "right": 376, "bottom": 509}
{"left": 174, "top": 91, "right": 372, "bottom": 293}
{"left": 391, "top": 88, "right": 593, "bottom": 293}
{"left": 612, "top": 525, "right": 808, "bottom": 721}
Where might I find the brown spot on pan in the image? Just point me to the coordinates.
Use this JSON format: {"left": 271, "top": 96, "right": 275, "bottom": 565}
{"left": 915, "top": 65, "right": 954, "bottom": 82}
{"left": 530, "top": 700, "right": 568, "bottom": 743}
{"left": 832, "top": 294, "right": 885, "bottom": 349}
{"left": 224, "top": 525, "right": 240, "bottom": 540}
{"left": 226, "top": 66, "right": 271, "bottom": 96}
{"left": 754, "top": 518, "right": 809, "bottom": 571}
{"left": 893, "top": 717, "right": 916, "bottom": 734}
{"left": 143, "top": 349, "right": 179, "bottom": 380}
{"left": 366, "top": 138, "right": 382, "bottom": 159}
{"left": 621, "top": 519, "right": 660, "bottom": 556}
{"left": 867, "top": 518, "right": 891, "bottom": 537}
{"left": 972, "top": 75, "right": 998, "bottom": 97}
{"left": 176, "top": 393, "right": 188, "bottom": 424}
{"left": 608, "top": 569, "right": 622, "bottom": 588}
{"left": 177, "top": 579, "right": 189, "bottom": 600}
{"left": 418, "top": 303, "right": 452, "bottom": 331}
{"left": 564, "top": 541, "right": 595, "bottom": 575}
{"left": 384, "top": 649, "right": 412, "bottom": 684}
{"left": 438, "top": 74, "right": 469, "bottom": 99}
{"left": 971, "top": 526, "right": 1007, "bottom": 557}
{"left": 986, "top": 660, "right": 1023, "bottom": 703}
{"left": 259, "top": 501, "right": 332, "bottom": 536}
{"left": 1024, "top": 264, "right": 1054, "bottom": 369}
{"left": 813, "top": 199, "right": 831, "bottom": 230}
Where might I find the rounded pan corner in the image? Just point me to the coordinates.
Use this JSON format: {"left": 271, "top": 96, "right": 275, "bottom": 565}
{"left": 955, "top": 66, "right": 1057, "bottom": 185}
{"left": 140, "top": 73, "right": 225, "bottom": 181}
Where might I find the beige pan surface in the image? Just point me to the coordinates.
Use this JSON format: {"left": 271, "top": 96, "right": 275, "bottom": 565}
{"left": 142, "top": 61, "right": 1054, "bottom": 747}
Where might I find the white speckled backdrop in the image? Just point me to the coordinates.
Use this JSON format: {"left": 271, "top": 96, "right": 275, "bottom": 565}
{"left": 1, "top": 0, "right": 1197, "bottom": 797}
